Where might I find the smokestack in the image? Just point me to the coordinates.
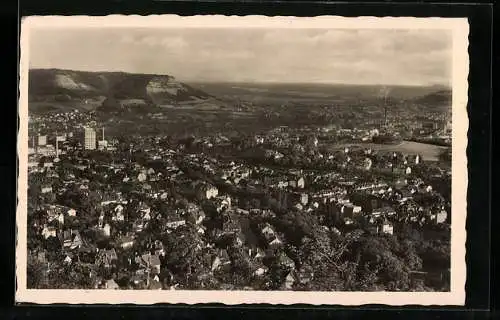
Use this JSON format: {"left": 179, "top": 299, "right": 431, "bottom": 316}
{"left": 102, "top": 127, "right": 105, "bottom": 141}
{"left": 55, "top": 132, "right": 59, "bottom": 157}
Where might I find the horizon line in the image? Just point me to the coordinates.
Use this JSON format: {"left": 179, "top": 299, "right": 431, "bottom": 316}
{"left": 28, "top": 67, "right": 452, "bottom": 89}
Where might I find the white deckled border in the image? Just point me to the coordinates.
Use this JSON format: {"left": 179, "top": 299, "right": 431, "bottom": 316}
{"left": 16, "top": 15, "right": 469, "bottom": 306}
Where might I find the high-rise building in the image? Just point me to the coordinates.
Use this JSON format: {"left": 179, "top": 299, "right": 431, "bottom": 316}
{"left": 38, "top": 135, "right": 47, "bottom": 146}
{"left": 84, "top": 127, "right": 96, "bottom": 150}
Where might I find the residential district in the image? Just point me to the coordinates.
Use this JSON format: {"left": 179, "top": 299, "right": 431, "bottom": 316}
{"left": 26, "top": 111, "right": 452, "bottom": 292}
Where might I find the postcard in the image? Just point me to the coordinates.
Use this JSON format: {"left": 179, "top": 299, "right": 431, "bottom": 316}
{"left": 17, "top": 15, "right": 468, "bottom": 305}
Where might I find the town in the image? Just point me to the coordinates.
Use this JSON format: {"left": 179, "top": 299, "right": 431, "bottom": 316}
{"left": 26, "top": 108, "right": 452, "bottom": 292}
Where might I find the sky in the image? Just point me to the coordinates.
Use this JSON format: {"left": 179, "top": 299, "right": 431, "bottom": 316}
{"left": 29, "top": 27, "right": 452, "bottom": 86}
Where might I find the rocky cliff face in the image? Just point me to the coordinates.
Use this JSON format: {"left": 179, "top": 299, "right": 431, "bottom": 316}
{"left": 28, "top": 69, "right": 212, "bottom": 113}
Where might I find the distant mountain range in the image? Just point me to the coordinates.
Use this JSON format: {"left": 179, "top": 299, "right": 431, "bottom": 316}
{"left": 28, "top": 69, "right": 213, "bottom": 113}
{"left": 412, "top": 90, "right": 452, "bottom": 106}
{"left": 27, "top": 69, "right": 452, "bottom": 114}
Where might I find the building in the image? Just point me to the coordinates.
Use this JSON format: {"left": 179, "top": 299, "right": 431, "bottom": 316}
{"left": 379, "top": 221, "right": 394, "bottom": 235}
{"left": 98, "top": 140, "right": 108, "bottom": 150}
{"left": 38, "top": 135, "right": 47, "bottom": 146}
{"left": 84, "top": 127, "right": 96, "bottom": 150}
{"left": 98, "top": 128, "right": 107, "bottom": 150}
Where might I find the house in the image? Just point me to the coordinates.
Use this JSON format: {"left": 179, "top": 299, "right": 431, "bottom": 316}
{"left": 186, "top": 205, "right": 206, "bottom": 225}
{"left": 435, "top": 209, "right": 448, "bottom": 224}
{"left": 249, "top": 247, "right": 266, "bottom": 260}
{"left": 37, "top": 251, "right": 47, "bottom": 264}
{"left": 211, "top": 249, "right": 231, "bottom": 272}
{"left": 153, "top": 240, "right": 165, "bottom": 256}
{"left": 260, "top": 223, "right": 276, "bottom": 243}
{"left": 112, "top": 204, "right": 125, "bottom": 219}
{"left": 165, "top": 215, "right": 186, "bottom": 230}
{"left": 138, "top": 203, "right": 152, "bottom": 220}
{"left": 102, "top": 223, "right": 111, "bottom": 237}
{"left": 41, "top": 185, "right": 53, "bottom": 194}
{"left": 130, "top": 273, "right": 148, "bottom": 288}
{"left": 119, "top": 236, "right": 135, "bottom": 249}
{"left": 41, "top": 225, "right": 57, "bottom": 239}
{"left": 299, "top": 193, "right": 309, "bottom": 206}
{"left": 70, "top": 231, "right": 83, "bottom": 249}
{"left": 148, "top": 278, "right": 162, "bottom": 290}
{"left": 294, "top": 203, "right": 304, "bottom": 210}
{"left": 105, "top": 279, "right": 120, "bottom": 290}
{"left": 63, "top": 253, "right": 73, "bottom": 265}
{"left": 277, "top": 181, "right": 289, "bottom": 189}
{"left": 379, "top": 220, "right": 394, "bottom": 235}
{"left": 133, "top": 219, "right": 145, "bottom": 233}
{"left": 283, "top": 264, "right": 314, "bottom": 290}
{"left": 141, "top": 253, "right": 162, "bottom": 274}
{"left": 277, "top": 252, "right": 295, "bottom": 270}
{"left": 96, "top": 248, "right": 118, "bottom": 268}
{"left": 195, "top": 183, "right": 219, "bottom": 200}
{"left": 57, "top": 213, "right": 65, "bottom": 225}
{"left": 220, "top": 213, "right": 241, "bottom": 236}
{"left": 137, "top": 172, "right": 147, "bottom": 182}
{"left": 297, "top": 177, "right": 305, "bottom": 189}
{"left": 196, "top": 225, "right": 206, "bottom": 235}
{"left": 341, "top": 205, "right": 355, "bottom": 219}
{"left": 372, "top": 206, "right": 396, "bottom": 218}
{"left": 268, "top": 237, "right": 283, "bottom": 248}
{"left": 284, "top": 271, "right": 296, "bottom": 290}
{"left": 114, "top": 210, "right": 125, "bottom": 222}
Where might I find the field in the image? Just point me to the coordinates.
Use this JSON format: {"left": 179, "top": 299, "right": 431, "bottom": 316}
{"left": 326, "top": 140, "right": 448, "bottom": 161}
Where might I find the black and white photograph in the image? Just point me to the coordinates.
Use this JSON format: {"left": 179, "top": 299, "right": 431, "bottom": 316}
{"left": 17, "top": 15, "right": 468, "bottom": 305}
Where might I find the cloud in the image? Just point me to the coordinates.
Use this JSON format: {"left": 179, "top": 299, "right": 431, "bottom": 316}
{"left": 159, "top": 36, "right": 188, "bottom": 50}
{"left": 30, "top": 27, "right": 452, "bottom": 85}
{"left": 120, "top": 34, "right": 189, "bottom": 51}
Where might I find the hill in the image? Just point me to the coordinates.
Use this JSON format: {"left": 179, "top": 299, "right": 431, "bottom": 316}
{"left": 28, "top": 69, "right": 213, "bottom": 113}
{"left": 412, "top": 90, "right": 452, "bottom": 106}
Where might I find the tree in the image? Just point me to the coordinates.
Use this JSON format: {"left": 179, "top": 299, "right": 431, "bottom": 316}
{"left": 27, "top": 259, "right": 46, "bottom": 288}
{"left": 163, "top": 225, "right": 205, "bottom": 276}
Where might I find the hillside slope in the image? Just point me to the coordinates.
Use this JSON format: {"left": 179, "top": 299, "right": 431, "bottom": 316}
{"left": 413, "top": 90, "right": 452, "bottom": 106}
{"left": 28, "top": 69, "right": 213, "bottom": 113}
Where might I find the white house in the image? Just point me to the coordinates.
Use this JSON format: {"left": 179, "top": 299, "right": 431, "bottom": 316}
{"left": 297, "top": 177, "right": 305, "bottom": 189}
{"left": 278, "top": 181, "right": 289, "bottom": 189}
{"left": 102, "top": 223, "right": 111, "bottom": 237}
{"left": 41, "top": 225, "right": 57, "bottom": 239}
{"left": 120, "top": 236, "right": 135, "bottom": 249}
{"left": 436, "top": 210, "right": 447, "bottom": 224}
{"left": 166, "top": 219, "right": 186, "bottom": 229}
{"left": 64, "top": 255, "right": 72, "bottom": 265}
{"left": 114, "top": 210, "right": 125, "bottom": 222}
{"left": 138, "top": 172, "right": 147, "bottom": 182}
{"left": 58, "top": 213, "right": 65, "bottom": 225}
{"left": 300, "top": 193, "right": 309, "bottom": 206}
{"left": 380, "top": 221, "right": 394, "bottom": 235}
{"left": 41, "top": 186, "right": 53, "bottom": 194}
{"left": 364, "top": 158, "right": 373, "bottom": 170}
{"left": 254, "top": 267, "right": 268, "bottom": 276}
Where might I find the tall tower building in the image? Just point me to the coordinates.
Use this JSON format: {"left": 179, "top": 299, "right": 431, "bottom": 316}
{"left": 38, "top": 134, "right": 47, "bottom": 146}
{"left": 84, "top": 127, "right": 97, "bottom": 150}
